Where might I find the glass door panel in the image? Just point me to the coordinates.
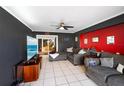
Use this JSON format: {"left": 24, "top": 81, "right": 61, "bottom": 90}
{"left": 49, "top": 39, "right": 56, "bottom": 53}
{"left": 42, "top": 38, "right": 56, "bottom": 55}
{"left": 42, "top": 39, "right": 49, "bottom": 55}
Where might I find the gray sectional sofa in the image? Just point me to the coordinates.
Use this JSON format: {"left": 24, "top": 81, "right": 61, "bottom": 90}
{"left": 84, "top": 52, "right": 124, "bottom": 86}
{"left": 67, "top": 52, "right": 85, "bottom": 65}
{"left": 49, "top": 52, "right": 86, "bottom": 65}
{"left": 66, "top": 48, "right": 90, "bottom": 65}
{"left": 49, "top": 47, "right": 88, "bottom": 65}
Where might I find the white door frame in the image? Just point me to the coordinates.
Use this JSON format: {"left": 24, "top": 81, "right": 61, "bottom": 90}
{"left": 36, "top": 35, "right": 58, "bottom": 52}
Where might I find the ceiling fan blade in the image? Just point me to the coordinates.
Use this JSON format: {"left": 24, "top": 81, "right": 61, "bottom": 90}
{"left": 64, "top": 26, "right": 74, "bottom": 28}
{"left": 56, "top": 27, "right": 60, "bottom": 29}
{"left": 63, "top": 27, "right": 68, "bottom": 30}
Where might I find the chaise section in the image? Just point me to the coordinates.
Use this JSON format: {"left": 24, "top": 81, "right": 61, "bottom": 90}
{"left": 87, "top": 66, "right": 120, "bottom": 82}
{"left": 85, "top": 52, "right": 124, "bottom": 86}
{"left": 107, "top": 74, "right": 124, "bottom": 86}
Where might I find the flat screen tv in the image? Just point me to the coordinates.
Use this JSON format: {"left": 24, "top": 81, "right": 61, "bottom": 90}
{"left": 27, "top": 36, "right": 38, "bottom": 60}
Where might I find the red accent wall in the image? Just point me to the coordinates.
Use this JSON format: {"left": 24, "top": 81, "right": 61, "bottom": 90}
{"left": 80, "top": 23, "right": 124, "bottom": 54}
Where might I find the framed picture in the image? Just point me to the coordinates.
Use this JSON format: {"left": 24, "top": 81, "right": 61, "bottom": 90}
{"left": 84, "top": 38, "right": 88, "bottom": 44}
{"left": 92, "top": 37, "right": 99, "bottom": 42}
{"left": 107, "top": 36, "right": 115, "bottom": 44}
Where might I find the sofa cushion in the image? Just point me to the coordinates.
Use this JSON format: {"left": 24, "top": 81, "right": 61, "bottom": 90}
{"left": 100, "top": 52, "right": 120, "bottom": 68}
{"left": 88, "top": 66, "right": 120, "bottom": 82}
{"left": 101, "top": 52, "right": 113, "bottom": 58}
{"left": 100, "top": 58, "right": 114, "bottom": 68}
{"left": 78, "top": 49, "right": 86, "bottom": 54}
{"left": 69, "top": 55, "right": 74, "bottom": 59}
{"left": 116, "top": 63, "right": 124, "bottom": 74}
{"left": 113, "top": 54, "right": 124, "bottom": 68}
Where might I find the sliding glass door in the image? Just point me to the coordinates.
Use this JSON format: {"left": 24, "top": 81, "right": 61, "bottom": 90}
{"left": 42, "top": 38, "right": 56, "bottom": 55}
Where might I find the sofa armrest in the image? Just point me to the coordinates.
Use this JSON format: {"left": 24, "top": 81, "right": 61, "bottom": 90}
{"left": 73, "top": 54, "right": 83, "bottom": 65}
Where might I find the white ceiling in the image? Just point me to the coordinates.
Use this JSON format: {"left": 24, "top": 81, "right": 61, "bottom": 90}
{"left": 3, "top": 6, "right": 124, "bottom": 33}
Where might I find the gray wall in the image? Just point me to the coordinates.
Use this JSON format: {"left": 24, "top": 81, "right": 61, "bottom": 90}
{"left": 0, "top": 7, "right": 74, "bottom": 85}
{"left": 74, "top": 14, "right": 124, "bottom": 48}
{"left": 0, "top": 7, "right": 33, "bottom": 85}
{"left": 33, "top": 32, "right": 75, "bottom": 52}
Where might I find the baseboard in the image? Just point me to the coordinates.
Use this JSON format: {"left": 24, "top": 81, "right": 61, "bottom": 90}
{"left": 11, "top": 80, "right": 23, "bottom": 86}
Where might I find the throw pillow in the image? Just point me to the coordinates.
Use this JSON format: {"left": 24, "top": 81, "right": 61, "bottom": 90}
{"left": 100, "top": 58, "right": 114, "bottom": 68}
{"left": 67, "top": 47, "right": 73, "bottom": 52}
{"left": 78, "top": 49, "right": 86, "bottom": 54}
{"left": 87, "top": 58, "right": 100, "bottom": 67}
{"left": 73, "top": 48, "right": 81, "bottom": 54}
{"left": 117, "top": 64, "right": 124, "bottom": 74}
{"left": 97, "top": 52, "right": 101, "bottom": 57}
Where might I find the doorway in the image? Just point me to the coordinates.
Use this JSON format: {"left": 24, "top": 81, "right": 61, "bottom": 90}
{"left": 37, "top": 35, "right": 58, "bottom": 55}
{"left": 42, "top": 38, "right": 56, "bottom": 54}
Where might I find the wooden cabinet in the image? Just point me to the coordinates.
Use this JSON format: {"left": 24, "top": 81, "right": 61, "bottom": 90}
{"left": 23, "top": 64, "right": 38, "bottom": 82}
{"left": 23, "top": 55, "right": 42, "bottom": 82}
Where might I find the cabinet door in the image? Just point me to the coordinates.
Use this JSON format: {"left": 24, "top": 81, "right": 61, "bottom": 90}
{"left": 24, "top": 66, "right": 34, "bottom": 82}
{"left": 23, "top": 65, "right": 39, "bottom": 82}
{"left": 32, "top": 65, "right": 39, "bottom": 80}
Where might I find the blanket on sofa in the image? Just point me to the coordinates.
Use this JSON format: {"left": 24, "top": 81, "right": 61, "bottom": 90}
{"left": 49, "top": 53, "right": 59, "bottom": 59}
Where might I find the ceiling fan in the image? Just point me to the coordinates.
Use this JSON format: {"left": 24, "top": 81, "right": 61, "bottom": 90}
{"left": 51, "top": 22, "right": 74, "bottom": 30}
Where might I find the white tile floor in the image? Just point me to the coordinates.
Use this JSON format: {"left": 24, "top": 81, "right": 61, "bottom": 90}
{"left": 20, "top": 55, "right": 97, "bottom": 86}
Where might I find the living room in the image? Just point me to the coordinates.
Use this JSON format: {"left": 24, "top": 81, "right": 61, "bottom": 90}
{"left": 0, "top": 0, "right": 124, "bottom": 93}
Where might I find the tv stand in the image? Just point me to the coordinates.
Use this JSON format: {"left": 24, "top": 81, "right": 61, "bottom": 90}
{"left": 23, "top": 54, "right": 42, "bottom": 82}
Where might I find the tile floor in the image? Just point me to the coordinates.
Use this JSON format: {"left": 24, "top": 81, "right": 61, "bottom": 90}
{"left": 20, "top": 55, "right": 97, "bottom": 86}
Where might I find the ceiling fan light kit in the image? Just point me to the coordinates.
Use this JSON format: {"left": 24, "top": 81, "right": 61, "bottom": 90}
{"left": 59, "top": 26, "right": 65, "bottom": 30}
